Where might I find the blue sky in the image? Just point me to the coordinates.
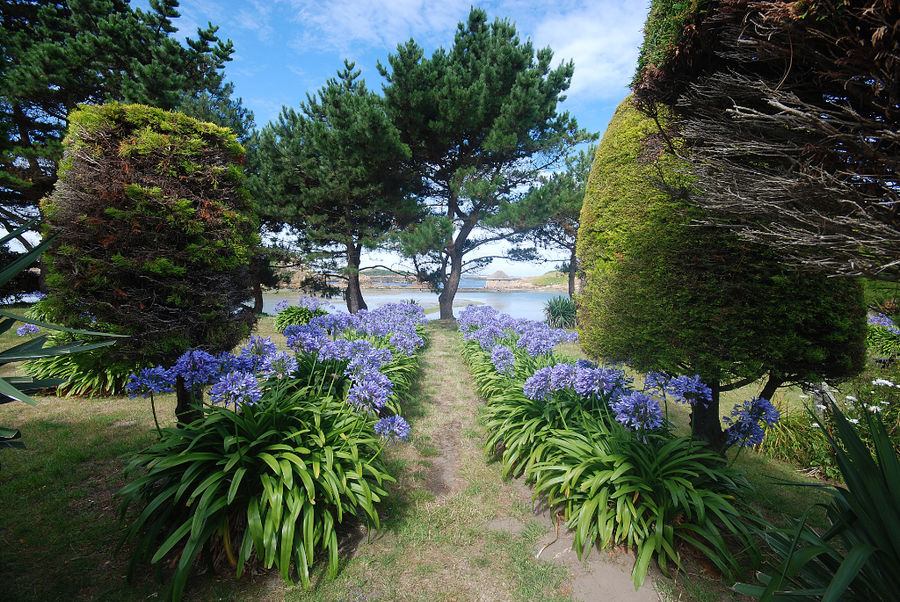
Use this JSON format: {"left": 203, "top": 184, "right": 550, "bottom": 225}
{"left": 166, "top": 0, "right": 650, "bottom": 276}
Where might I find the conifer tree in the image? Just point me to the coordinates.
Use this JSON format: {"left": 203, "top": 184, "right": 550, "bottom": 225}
{"left": 379, "top": 8, "right": 588, "bottom": 319}
{"left": 249, "top": 62, "right": 418, "bottom": 313}
{"left": 489, "top": 145, "right": 595, "bottom": 297}
{"left": 0, "top": 0, "right": 234, "bottom": 243}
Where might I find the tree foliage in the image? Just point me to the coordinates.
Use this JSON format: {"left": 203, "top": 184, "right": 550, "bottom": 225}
{"left": 490, "top": 145, "right": 595, "bottom": 297}
{"left": 250, "top": 61, "right": 418, "bottom": 313}
{"left": 632, "top": 0, "right": 900, "bottom": 278}
{"left": 379, "top": 8, "right": 587, "bottom": 319}
{"left": 577, "top": 97, "right": 867, "bottom": 450}
{"left": 33, "top": 103, "right": 257, "bottom": 393}
{"left": 0, "top": 0, "right": 235, "bottom": 244}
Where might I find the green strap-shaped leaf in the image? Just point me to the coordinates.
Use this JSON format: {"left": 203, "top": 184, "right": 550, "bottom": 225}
{"left": 0, "top": 426, "right": 22, "bottom": 440}
{"left": 0, "top": 218, "right": 40, "bottom": 248}
{"left": 0, "top": 339, "right": 117, "bottom": 362}
{"left": 0, "top": 377, "right": 38, "bottom": 406}
{"left": 0, "top": 234, "right": 55, "bottom": 288}
{"left": 0, "top": 309, "right": 129, "bottom": 338}
{"left": 822, "top": 544, "right": 874, "bottom": 602}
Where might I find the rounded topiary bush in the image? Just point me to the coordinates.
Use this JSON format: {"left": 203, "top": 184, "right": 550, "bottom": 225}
{"left": 576, "top": 96, "right": 866, "bottom": 451}
{"left": 30, "top": 103, "right": 258, "bottom": 395}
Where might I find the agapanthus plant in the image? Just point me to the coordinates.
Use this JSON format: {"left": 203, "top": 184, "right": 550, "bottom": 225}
{"left": 375, "top": 414, "right": 410, "bottom": 443}
{"left": 724, "top": 397, "right": 780, "bottom": 448}
{"left": 208, "top": 371, "right": 263, "bottom": 408}
{"left": 125, "top": 365, "right": 175, "bottom": 436}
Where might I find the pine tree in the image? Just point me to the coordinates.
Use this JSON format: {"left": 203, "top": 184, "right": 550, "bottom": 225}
{"left": 379, "top": 8, "right": 588, "bottom": 319}
{"left": 0, "top": 0, "right": 234, "bottom": 244}
{"left": 489, "top": 145, "right": 595, "bottom": 297}
{"left": 249, "top": 61, "right": 419, "bottom": 313}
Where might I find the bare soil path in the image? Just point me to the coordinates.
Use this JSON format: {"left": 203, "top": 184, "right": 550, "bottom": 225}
{"left": 290, "top": 321, "right": 660, "bottom": 601}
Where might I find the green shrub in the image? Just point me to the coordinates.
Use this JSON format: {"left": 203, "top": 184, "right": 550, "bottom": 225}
{"left": 458, "top": 307, "right": 756, "bottom": 588}
{"left": 737, "top": 404, "right": 900, "bottom": 600}
{"left": 576, "top": 96, "right": 866, "bottom": 451}
{"left": 274, "top": 305, "right": 327, "bottom": 332}
{"left": 530, "top": 417, "right": 756, "bottom": 588}
{"left": 543, "top": 295, "right": 576, "bottom": 329}
{"left": 758, "top": 407, "right": 838, "bottom": 480}
{"left": 118, "top": 382, "right": 393, "bottom": 600}
{"left": 34, "top": 103, "right": 257, "bottom": 396}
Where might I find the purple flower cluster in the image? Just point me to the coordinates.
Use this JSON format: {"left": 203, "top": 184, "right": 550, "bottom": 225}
{"left": 298, "top": 295, "right": 326, "bottom": 312}
{"left": 345, "top": 341, "right": 393, "bottom": 377}
{"left": 458, "top": 304, "right": 577, "bottom": 358}
{"left": 869, "top": 313, "right": 900, "bottom": 335}
{"left": 311, "top": 313, "right": 355, "bottom": 336}
{"left": 208, "top": 371, "right": 263, "bottom": 408}
{"left": 666, "top": 375, "right": 713, "bottom": 407}
{"left": 284, "top": 324, "right": 328, "bottom": 354}
{"left": 125, "top": 302, "right": 422, "bottom": 441}
{"left": 516, "top": 326, "right": 578, "bottom": 357}
{"left": 524, "top": 361, "right": 630, "bottom": 403}
{"left": 724, "top": 397, "right": 779, "bottom": 447}
{"left": 643, "top": 371, "right": 668, "bottom": 397}
{"left": 375, "top": 414, "right": 411, "bottom": 443}
{"left": 262, "top": 351, "right": 298, "bottom": 378}
{"left": 464, "top": 324, "right": 508, "bottom": 351}
{"left": 274, "top": 299, "right": 290, "bottom": 313}
{"left": 173, "top": 350, "right": 221, "bottom": 389}
{"left": 347, "top": 371, "right": 394, "bottom": 413}
{"left": 490, "top": 344, "right": 516, "bottom": 376}
{"left": 390, "top": 331, "right": 424, "bottom": 357}
{"left": 346, "top": 303, "right": 428, "bottom": 341}
{"left": 523, "top": 367, "right": 554, "bottom": 401}
{"left": 125, "top": 366, "right": 175, "bottom": 398}
{"left": 610, "top": 391, "right": 664, "bottom": 431}
{"left": 16, "top": 323, "right": 39, "bottom": 336}
{"left": 237, "top": 335, "right": 278, "bottom": 373}
{"left": 573, "top": 364, "right": 629, "bottom": 398}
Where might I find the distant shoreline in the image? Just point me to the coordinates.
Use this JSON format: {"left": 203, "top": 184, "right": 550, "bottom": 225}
{"left": 267, "top": 284, "right": 570, "bottom": 295}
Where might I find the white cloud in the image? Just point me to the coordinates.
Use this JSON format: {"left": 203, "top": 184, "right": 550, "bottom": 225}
{"left": 283, "top": 0, "right": 471, "bottom": 53}
{"left": 532, "top": 2, "right": 647, "bottom": 100}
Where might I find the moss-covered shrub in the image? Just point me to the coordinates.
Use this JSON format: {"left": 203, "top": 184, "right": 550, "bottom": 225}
{"left": 576, "top": 96, "right": 866, "bottom": 450}
{"left": 31, "top": 103, "right": 257, "bottom": 394}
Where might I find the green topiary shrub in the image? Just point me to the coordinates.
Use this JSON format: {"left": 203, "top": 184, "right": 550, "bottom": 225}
{"left": 576, "top": 97, "right": 866, "bottom": 451}
{"left": 30, "top": 103, "right": 258, "bottom": 395}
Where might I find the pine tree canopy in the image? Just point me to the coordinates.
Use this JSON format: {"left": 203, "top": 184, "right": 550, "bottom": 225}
{"left": 248, "top": 61, "right": 419, "bottom": 312}
{"left": 378, "top": 7, "right": 589, "bottom": 318}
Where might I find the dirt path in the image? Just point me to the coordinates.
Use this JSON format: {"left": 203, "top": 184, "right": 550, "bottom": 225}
{"left": 274, "top": 321, "right": 660, "bottom": 601}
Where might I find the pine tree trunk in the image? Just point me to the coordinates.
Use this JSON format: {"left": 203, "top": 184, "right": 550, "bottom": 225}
{"left": 175, "top": 375, "right": 203, "bottom": 426}
{"left": 438, "top": 248, "right": 463, "bottom": 320}
{"left": 344, "top": 243, "right": 367, "bottom": 313}
{"left": 252, "top": 279, "right": 264, "bottom": 314}
{"left": 690, "top": 378, "right": 727, "bottom": 453}
{"left": 568, "top": 248, "right": 577, "bottom": 298}
{"left": 759, "top": 374, "right": 782, "bottom": 402}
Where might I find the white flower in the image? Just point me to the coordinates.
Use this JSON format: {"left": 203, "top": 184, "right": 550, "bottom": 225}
{"left": 845, "top": 395, "right": 858, "bottom": 402}
{"left": 848, "top": 418, "right": 859, "bottom": 424}
{"left": 816, "top": 404, "right": 827, "bottom": 410}
{"left": 799, "top": 394, "right": 809, "bottom": 399}
{"left": 873, "top": 378, "right": 895, "bottom": 387}
{"left": 812, "top": 422, "right": 821, "bottom": 428}
{"left": 870, "top": 405, "right": 883, "bottom": 413}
